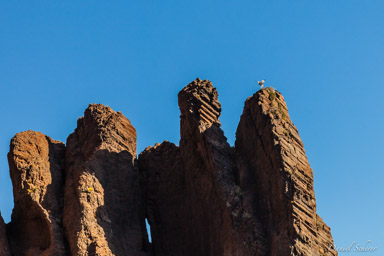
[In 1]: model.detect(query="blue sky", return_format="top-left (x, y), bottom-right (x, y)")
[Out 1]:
top-left (1, 0), bottom-right (383, 253)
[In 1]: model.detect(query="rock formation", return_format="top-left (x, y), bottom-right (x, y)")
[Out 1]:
top-left (0, 212), bottom-right (11, 256)
top-left (139, 79), bottom-right (266, 256)
top-left (7, 131), bottom-right (67, 255)
top-left (176, 79), bottom-right (266, 255)
top-left (63, 104), bottom-right (149, 256)
top-left (235, 88), bottom-right (337, 255)
top-left (1, 79), bottom-right (336, 256)
top-left (139, 79), bottom-right (336, 256)
top-left (139, 142), bottom-right (185, 256)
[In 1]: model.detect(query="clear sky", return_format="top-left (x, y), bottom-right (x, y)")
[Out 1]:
top-left (1, 0), bottom-right (383, 253)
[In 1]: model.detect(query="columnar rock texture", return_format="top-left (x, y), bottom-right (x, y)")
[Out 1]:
top-left (140, 79), bottom-right (267, 256)
top-left (178, 79), bottom-right (266, 255)
top-left (1, 79), bottom-right (336, 256)
top-left (63, 104), bottom-right (149, 256)
top-left (140, 79), bottom-right (336, 256)
top-left (7, 131), bottom-right (68, 255)
top-left (0, 212), bottom-right (11, 256)
top-left (235, 88), bottom-right (337, 255)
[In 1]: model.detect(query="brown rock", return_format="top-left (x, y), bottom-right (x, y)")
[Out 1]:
top-left (7, 131), bottom-right (68, 255)
top-left (178, 78), bottom-right (266, 255)
top-left (0, 212), bottom-right (11, 256)
top-left (63, 104), bottom-right (149, 256)
top-left (140, 79), bottom-right (266, 256)
top-left (140, 81), bottom-right (336, 256)
top-left (139, 141), bottom-right (185, 256)
top-left (235, 87), bottom-right (337, 255)
top-left (2, 80), bottom-right (337, 256)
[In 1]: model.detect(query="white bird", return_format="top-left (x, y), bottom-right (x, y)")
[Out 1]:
top-left (258, 80), bottom-right (265, 88)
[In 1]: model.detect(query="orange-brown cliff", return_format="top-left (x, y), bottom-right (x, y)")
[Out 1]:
top-left (0, 79), bottom-right (336, 256)
top-left (7, 131), bottom-right (67, 255)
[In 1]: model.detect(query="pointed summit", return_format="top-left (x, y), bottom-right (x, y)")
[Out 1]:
top-left (236, 87), bottom-right (337, 255)
top-left (178, 78), bottom-right (221, 131)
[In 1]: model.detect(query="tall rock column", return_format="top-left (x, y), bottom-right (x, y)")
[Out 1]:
top-left (177, 78), bottom-right (266, 256)
top-left (235, 88), bottom-right (337, 255)
top-left (63, 104), bottom-right (149, 256)
top-left (7, 131), bottom-right (68, 255)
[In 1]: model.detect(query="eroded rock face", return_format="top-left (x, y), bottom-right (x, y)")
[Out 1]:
top-left (7, 131), bottom-right (67, 255)
top-left (1, 79), bottom-right (336, 256)
top-left (178, 79), bottom-right (265, 256)
top-left (0, 212), bottom-right (11, 256)
top-left (139, 141), bottom-right (185, 256)
top-left (235, 88), bottom-right (337, 255)
top-left (140, 80), bottom-right (336, 256)
top-left (140, 79), bottom-right (267, 256)
top-left (63, 104), bottom-right (149, 256)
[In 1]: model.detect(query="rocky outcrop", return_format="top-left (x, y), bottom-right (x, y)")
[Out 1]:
top-left (177, 79), bottom-right (265, 255)
top-left (140, 79), bottom-right (336, 256)
top-left (0, 212), bottom-right (11, 256)
top-left (63, 104), bottom-right (149, 256)
top-left (235, 88), bottom-right (337, 255)
top-left (7, 131), bottom-right (67, 255)
top-left (140, 79), bottom-right (267, 256)
top-left (139, 142), bottom-right (185, 256)
top-left (1, 79), bottom-right (336, 256)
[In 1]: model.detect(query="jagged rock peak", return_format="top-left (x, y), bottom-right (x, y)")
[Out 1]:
top-left (176, 79), bottom-right (255, 255)
top-left (76, 103), bottom-right (137, 158)
top-left (142, 140), bottom-right (173, 153)
top-left (0, 83), bottom-right (337, 256)
top-left (64, 103), bottom-right (149, 256)
top-left (236, 87), bottom-right (337, 255)
top-left (178, 78), bottom-right (221, 131)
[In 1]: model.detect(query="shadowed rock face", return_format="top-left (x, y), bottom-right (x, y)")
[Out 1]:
top-left (0, 212), bottom-right (11, 256)
top-left (1, 79), bottom-right (336, 256)
top-left (139, 141), bottom-right (185, 256)
top-left (140, 79), bottom-right (336, 256)
top-left (63, 104), bottom-right (149, 256)
top-left (177, 79), bottom-right (265, 256)
top-left (235, 88), bottom-right (337, 255)
top-left (140, 79), bottom-right (268, 256)
top-left (7, 131), bottom-right (68, 256)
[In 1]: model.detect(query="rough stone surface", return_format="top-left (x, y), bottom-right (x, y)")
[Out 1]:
top-left (177, 78), bottom-right (266, 256)
top-left (140, 80), bottom-right (336, 256)
top-left (7, 131), bottom-right (68, 255)
top-left (140, 79), bottom-right (267, 256)
top-left (235, 87), bottom-right (337, 255)
top-left (0, 212), bottom-right (11, 256)
top-left (63, 104), bottom-right (149, 256)
top-left (1, 80), bottom-right (336, 256)
top-left (139, 141), bottom-right (185, 256)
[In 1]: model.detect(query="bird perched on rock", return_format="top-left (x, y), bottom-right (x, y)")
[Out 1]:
top-left (258, 80), bottom-right (265, 88)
